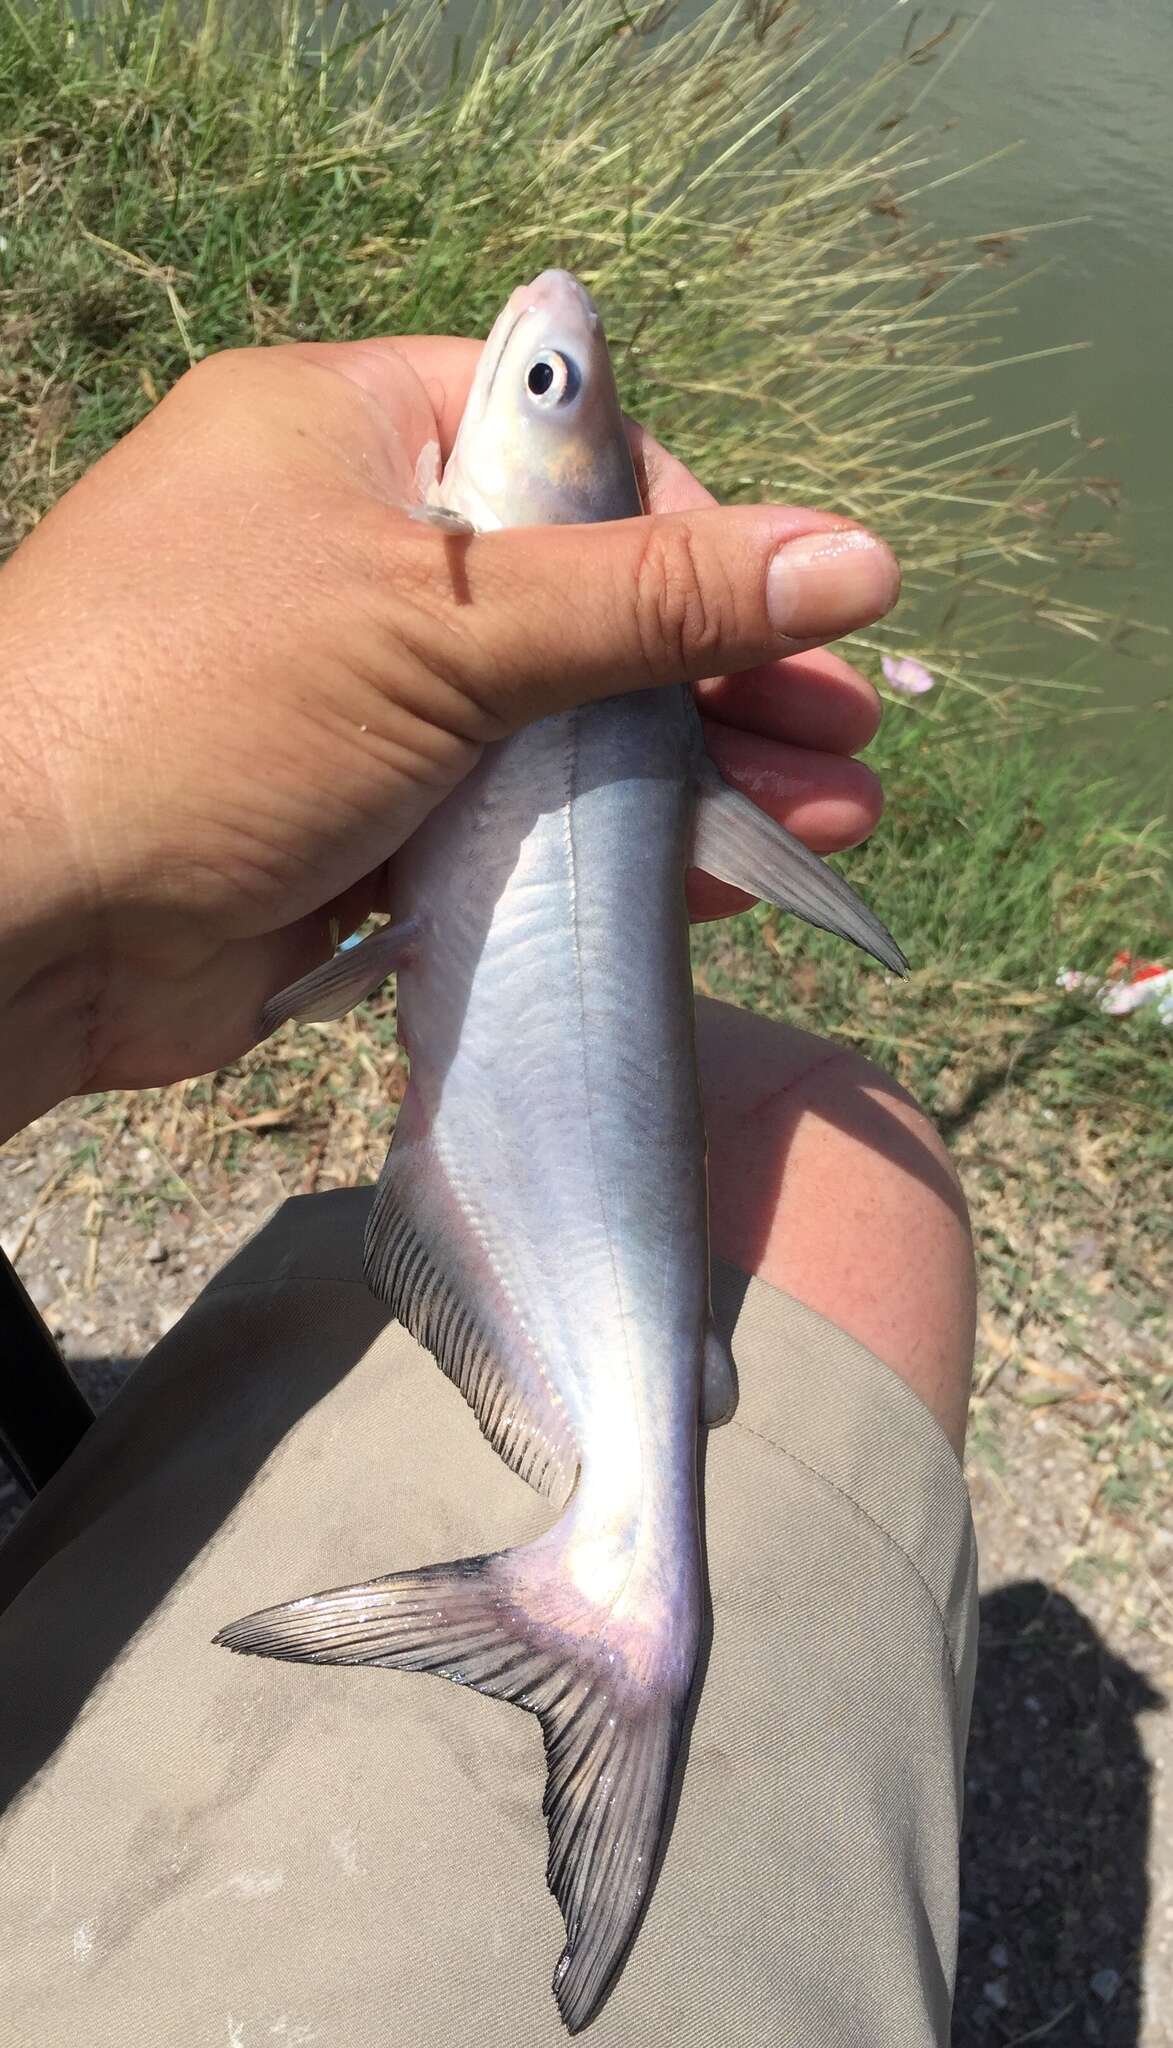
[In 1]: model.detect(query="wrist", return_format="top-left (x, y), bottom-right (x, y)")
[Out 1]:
top-left (0, 818), bottom-right (101, 1139)
top-left (0, 611), bottom-right (103, 1141)
top-left (0, 939), bottom-right (102, 1144)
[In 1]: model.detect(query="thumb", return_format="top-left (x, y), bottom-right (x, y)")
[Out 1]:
top-left (401, 505), bottom-right (900, 733)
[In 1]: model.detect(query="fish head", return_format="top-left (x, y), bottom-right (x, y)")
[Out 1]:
top-left (441, 269), bottom-right (643, 530)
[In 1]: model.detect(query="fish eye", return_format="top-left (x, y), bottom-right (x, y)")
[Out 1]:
top-left (525, 350), bottom-right (580, 406)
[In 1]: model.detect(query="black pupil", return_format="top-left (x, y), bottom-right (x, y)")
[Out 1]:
top-left (528, 358), bottom-right (556, 395)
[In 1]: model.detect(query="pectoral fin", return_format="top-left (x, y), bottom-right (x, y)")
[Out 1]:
top-left (691, 758), bottom-right (908, 976)
top-left (408, 438), bottom-right (477, 535)
top-left (408, 503), bottom-right (476, 536)
top-left (260, 918), bottom-right (419, 1035)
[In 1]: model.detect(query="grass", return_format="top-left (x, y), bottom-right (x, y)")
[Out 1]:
top-left (1, 0), bottom-right (1166, 1086)
top-left (0, 0), bottom-right (1161, 696)
top-left (0, 2), bottom-right (1169, 1564)
top-left (695, 709), bottom-right (1171, 1160)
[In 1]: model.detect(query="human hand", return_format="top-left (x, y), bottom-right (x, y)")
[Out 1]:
top-left (0, 336), bottom-right (898, 1131)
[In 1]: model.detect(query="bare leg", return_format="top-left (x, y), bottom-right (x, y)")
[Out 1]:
top-left (696, 996), bottom-right (976, 1456)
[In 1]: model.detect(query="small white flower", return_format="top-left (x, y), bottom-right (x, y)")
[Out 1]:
top-left (881, 654), bottom-right (936, 696)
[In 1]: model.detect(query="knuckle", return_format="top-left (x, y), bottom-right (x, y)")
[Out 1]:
top-left (162, 348), bottom-right (276, 444)
top-left (169, 345), bottom-right (313, 431)
top-left (631, 519), bottom-right (731, 681)
top-left (172, 347), bottom-right (254, 402)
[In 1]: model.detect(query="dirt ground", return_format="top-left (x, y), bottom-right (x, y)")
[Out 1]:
top-left (1, 1022), bottom-right (1169, 2047)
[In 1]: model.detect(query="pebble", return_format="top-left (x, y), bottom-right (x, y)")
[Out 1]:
top-left (982, 1980), bottom-right (1009, 2010)
top-left (988, 1942), bottom-right (1010, 1969)
top-left (145, 1238), bottom-right (168, 1265)
top-left (1090, 1968), bottom-right (1121, 2004)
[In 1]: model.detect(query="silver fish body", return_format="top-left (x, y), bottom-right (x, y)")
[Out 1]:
top-left (220, 270), bottom-right (905, 2032)
top-left (352, 683), bottom-right (714, 2029)
top-left (388, 684), bottom-right (709, 1625)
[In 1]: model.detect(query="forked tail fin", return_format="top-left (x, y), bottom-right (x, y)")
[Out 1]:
top-left (215, 1525), bottom-right (697, 2033)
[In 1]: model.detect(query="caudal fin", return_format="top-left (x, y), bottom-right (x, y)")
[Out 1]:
top-left (215, 1528), bottom-right (695, 2033)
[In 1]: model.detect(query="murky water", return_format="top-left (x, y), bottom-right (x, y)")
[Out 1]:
top-left (839, 0), bottom-right (1173, 791)
top-left (744, 0), bottom-right (1173, 789)
top-left (299, 0), bottom-right (1169, 795)
top-left (427, 0), bottom-right (1171, 795)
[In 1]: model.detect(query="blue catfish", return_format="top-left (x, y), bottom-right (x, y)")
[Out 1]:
top-left (217, 270), bottom-right (906, 2032)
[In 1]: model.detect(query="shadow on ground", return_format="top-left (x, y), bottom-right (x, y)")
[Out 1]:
top-left (955, 1581), bottom-right (1166, 2047)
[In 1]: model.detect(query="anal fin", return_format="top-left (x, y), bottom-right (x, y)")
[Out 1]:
top-left (365, 1153), bottom-right (577, 1505)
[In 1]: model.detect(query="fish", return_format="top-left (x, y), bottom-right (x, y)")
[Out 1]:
top-left (216, 269), bottom-right (907, 2032)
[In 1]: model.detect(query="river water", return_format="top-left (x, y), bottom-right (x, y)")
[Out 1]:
top-left (732, 0), bottom-right (1172, 791)
top-left (838, 0), bottom-right (1172, 793)
top-left (427, 0), bottom-right (1171, 798)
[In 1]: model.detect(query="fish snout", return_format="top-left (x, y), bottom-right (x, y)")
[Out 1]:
top-left (520, 267), bottom-right (600, 331)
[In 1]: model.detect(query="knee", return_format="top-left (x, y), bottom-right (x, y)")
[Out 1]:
top-left (697, 998), bottom-right (975, 1456)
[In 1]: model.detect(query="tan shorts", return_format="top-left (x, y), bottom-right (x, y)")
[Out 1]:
top-left (0, 1188), bottom-right (977, 2047)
